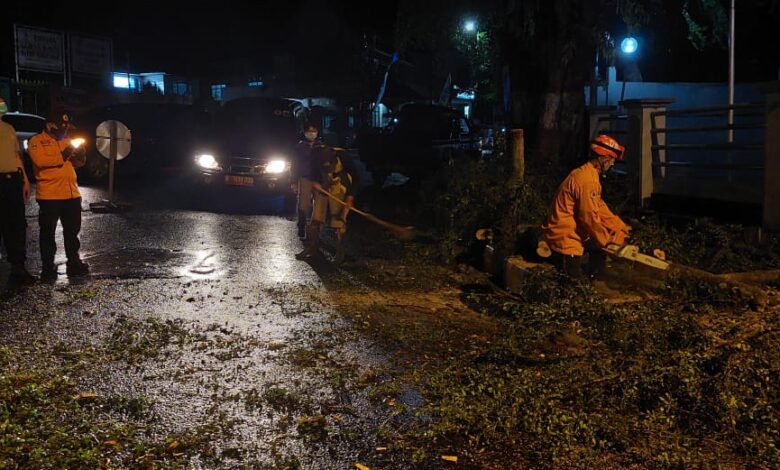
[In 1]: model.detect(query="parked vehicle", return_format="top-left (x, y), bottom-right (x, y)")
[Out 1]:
top-left (358, 103), bottom-right (480, 182)
top-left (192, 97), bottom-right (307, 196)
top-left (1, 112), bottom-right (45, 180)
top-left (74, 103), bottom-right (211, 181)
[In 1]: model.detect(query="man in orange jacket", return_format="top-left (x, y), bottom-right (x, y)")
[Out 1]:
top-left (27, 112), bottom-right (89, 280)
top-left (542, 134), bottom-right (630, 279)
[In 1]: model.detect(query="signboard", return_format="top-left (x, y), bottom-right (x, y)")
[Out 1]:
top-left (15, 25), bottom-right (64, 73)
top-left (70, 34), bottom-right (112, 75)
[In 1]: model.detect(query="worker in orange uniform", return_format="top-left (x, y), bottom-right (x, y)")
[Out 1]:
top-left (542, 134), bottom-right (630, 279)
top-left (27, 112), bottom-right (89, 281)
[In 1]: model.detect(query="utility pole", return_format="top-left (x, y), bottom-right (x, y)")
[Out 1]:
top-left (13, 25), bottom-right (21, 111)
top-left (728, 0), bottom-right (735, 143)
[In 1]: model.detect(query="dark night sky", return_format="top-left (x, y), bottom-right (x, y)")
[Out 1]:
top-left (3, 1), bottom-right (778, 83)
top-left (2, 0), bottom-right (400, 77)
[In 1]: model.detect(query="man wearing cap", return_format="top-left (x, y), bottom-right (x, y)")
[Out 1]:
top-left (542, 134), bottom-right (630, 279)
top-left (0, 98), bottom-right (35, 285)
top-left (27, 112), bottom-right (89, 280)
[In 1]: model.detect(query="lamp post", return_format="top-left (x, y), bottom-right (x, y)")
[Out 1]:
top-left (463, 18), bottom-right (478, 49)
top-left (461, 18), bottom-right (481, 81)
top-left (619, 37), bottom-right (640, 102)
top-left (459, 17), bottom-right (479, 107)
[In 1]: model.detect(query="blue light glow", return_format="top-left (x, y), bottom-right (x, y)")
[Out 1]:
top-left (621, 37), bottom-right (638, 54)
top-left (464, 20), bottom-right (476, 32)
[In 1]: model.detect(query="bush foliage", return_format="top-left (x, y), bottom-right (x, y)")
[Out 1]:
top-left (416, 272), bottom-right (779, 467)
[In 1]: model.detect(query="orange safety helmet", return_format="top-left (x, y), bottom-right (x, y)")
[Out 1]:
top-left (590, 134), bottom-right (625, 160)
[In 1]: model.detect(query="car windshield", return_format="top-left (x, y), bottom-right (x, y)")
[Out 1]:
top-left (216, 100), bottom-right (298, 139)
top-left (2, 114), bottom-right (45, 133)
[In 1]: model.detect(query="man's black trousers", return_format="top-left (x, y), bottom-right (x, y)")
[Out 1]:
top-left (0, 171), bottom-right (27, 266)
top-left (38, 198), bottom-right (82, 266)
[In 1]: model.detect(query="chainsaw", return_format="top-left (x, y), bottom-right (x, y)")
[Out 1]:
top-left (536, 240), bottom-right (669, 271)
top-left (605, 244), bottom-right (670, 271)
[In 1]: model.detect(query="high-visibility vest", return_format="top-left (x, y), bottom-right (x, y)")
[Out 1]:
top-left (27, 132), bottom-right (81, 200)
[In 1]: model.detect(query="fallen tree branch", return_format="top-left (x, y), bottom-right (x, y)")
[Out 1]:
top-left (716, 269), bottom-right (780, 286)
top-left (670, 264), bottom-right (771, 310)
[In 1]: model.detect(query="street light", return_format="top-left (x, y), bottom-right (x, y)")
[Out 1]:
top-left (464, 19), bottom-right (477, 33)
top-left (620, 37), bottom-right (638, 55)
top-left (618, 37), bottom-right (641, 102)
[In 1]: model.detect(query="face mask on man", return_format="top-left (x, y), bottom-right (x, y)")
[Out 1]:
top-left (48, 124), bottom-right (67, 140)
top-left (304, 131), bottom-right (318, 142)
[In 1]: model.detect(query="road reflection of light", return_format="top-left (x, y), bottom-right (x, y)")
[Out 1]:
top-left (77, 185), bottom-right (111, 205)
top-left (264, 239), bottom-right (295, 283)
top-left (182, 249), bottom-right (223, 279)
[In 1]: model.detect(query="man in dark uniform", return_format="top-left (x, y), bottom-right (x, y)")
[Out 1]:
top-left (0, 97), bottom-right (35, 285)
top-left (292, 124), bottom-right (325, 238)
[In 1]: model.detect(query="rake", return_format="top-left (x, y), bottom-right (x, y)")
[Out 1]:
top-left (314, 187), bottom-right (416, 240)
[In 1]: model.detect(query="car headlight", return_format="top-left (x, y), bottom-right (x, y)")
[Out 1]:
top-left (195, 154), bottom-right (220, 170)
top-left (264, 159), bottom-right (288, 174)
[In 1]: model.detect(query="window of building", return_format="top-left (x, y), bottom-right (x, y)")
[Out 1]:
top-left (211, 83), bottom-right (226, 101)
top-left (140, 73), bottom-right (165, 94)
top-left (113, 73), bottom-right (137, 90)
top-left (247, 80), bottom-right (263, 87)
top-left (172, 81), bottom-right (189, 96)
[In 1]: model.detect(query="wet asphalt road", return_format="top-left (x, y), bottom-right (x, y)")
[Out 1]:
top-left (0, 177), bottom-right (396, 468)
top-left (16, 177), bottom-right (301, 281)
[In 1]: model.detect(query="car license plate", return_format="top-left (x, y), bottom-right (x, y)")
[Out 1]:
top-left (225, 175), bottom-right (254, 186)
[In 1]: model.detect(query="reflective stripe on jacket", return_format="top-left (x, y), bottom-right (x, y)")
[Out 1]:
top-left (543, 161), bottom-right (627, 256)
top-left (28, 132), bottom-right (81, 200)
top-left (311, 151), bottom-right (354, 196)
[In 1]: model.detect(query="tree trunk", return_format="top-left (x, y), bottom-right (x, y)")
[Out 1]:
top-left (502, 0), bottom-right (597, 167)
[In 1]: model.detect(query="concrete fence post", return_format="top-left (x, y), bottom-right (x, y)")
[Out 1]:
top-left (763, 89), bottom-right (780, 231)
top-left (621, 98), bottom-right (675, 208)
